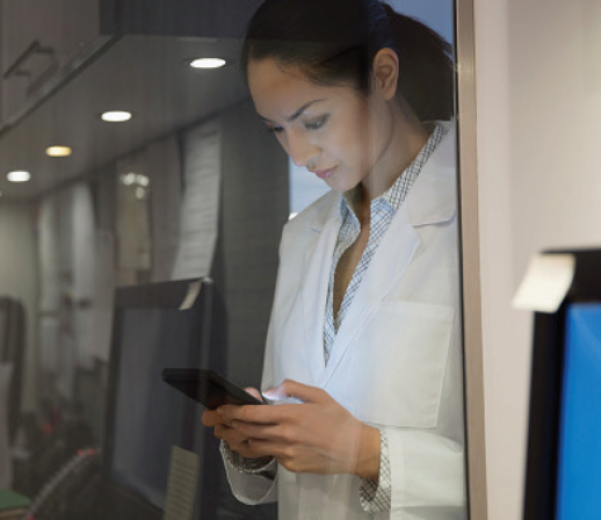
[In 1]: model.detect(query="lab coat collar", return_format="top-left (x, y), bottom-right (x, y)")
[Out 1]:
top-left (405, 121), bottom-right (457, 227)
top-left (300, 121), bottom-right (457, 385)
top-left (307, 191), bottom-right (342, 233)
top-left (307, 121), bottom-right (457, 233)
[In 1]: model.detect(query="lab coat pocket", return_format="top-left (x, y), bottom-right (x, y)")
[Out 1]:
top-left (348, 301), bottom-right (455, 428)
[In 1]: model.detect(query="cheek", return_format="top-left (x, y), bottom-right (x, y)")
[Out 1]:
top-left (329, 118), bottom-right (367, 159)
top-left (340, 127), bottom-right (374, 170)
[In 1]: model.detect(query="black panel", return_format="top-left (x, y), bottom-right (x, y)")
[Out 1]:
top-left (523, 249), bottom-right (601, 519)
top-left (219, 99), bottom-right (289, 388)
top-left (115, 0), bottom-right (263, 38)
top-left (102, 278), bottom-right (225, 519)
top-left (0, 297), bottom-right (26, 442)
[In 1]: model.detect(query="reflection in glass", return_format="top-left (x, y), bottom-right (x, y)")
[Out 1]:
top-left (0, 0), bottom-right (465, 518)
top-left (208, 1), bottom-right (467, 519)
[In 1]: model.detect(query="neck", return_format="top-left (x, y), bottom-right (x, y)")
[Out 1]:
top-left (361, 100), bottom-right (429, 202)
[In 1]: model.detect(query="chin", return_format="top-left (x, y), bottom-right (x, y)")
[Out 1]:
top-left (325, 175), bottom-right (360, 194)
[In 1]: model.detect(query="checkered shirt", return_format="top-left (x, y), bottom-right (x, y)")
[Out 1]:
top-left (324, 124), bottom-right (444, 513)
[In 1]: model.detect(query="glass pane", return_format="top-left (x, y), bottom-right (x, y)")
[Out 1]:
top-left (0, 0), bottom-right (466, 518)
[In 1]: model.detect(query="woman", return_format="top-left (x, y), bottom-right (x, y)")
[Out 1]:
top-left (203, 0), bottom-right (466, 518)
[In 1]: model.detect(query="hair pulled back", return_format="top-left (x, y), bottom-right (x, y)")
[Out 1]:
top-left (241, 0), bottom-right (454, 122)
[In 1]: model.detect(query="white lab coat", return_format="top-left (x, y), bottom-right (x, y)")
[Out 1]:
top-left (223, 123), bottom-right (466, 520)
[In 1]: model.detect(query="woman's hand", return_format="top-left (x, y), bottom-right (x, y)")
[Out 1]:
top-left (201, 387), bottom-right (273, 462)
top-left (218, 380), bottom-right (381, 480)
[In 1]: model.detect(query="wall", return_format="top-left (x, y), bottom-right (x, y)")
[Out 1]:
top-left (0, 201), bottom-right (39, 411)
top-left (474, 0), bottom-right (601, 519)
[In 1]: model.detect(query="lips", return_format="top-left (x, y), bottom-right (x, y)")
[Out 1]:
top-left (311, 167), bottom-right (337, 179)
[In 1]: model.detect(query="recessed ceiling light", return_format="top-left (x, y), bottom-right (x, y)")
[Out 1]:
top-left (7, 171), bottom-right (31, 183)
top-left (189, 58), bottom-right (227, 69)
top-left (136, 174), bottom-right (150, 187)
top-left (122, 172), bottom-right (136, 186)
top-left (101, 111), bottom-right (132, 122)
top-left (46, 145), bottom-right (72, 157)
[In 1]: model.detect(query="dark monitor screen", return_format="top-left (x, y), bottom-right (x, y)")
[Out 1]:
top-left (110, 306), bottom-right (200, 508)
top-left (100, 278), bottom-right (276, 520)
top-left (102, 278), bottom-right (223, 518)
top-left (524, 250), bottom-right (601, 520)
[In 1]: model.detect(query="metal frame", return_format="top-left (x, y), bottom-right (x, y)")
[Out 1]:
top-left (455, 0), bottom-right (488, 518)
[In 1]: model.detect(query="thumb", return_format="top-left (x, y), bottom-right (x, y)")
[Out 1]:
top-left (263, 379), bottom-right (328, 404)
top-left (244, 386), bottom-right (263, 402)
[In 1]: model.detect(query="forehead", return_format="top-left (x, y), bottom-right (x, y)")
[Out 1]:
top-left (247, 59), bottom-right (357, 120)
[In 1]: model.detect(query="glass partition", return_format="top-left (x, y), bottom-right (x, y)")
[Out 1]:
top-left (0, 0), bottom-right (476, 518)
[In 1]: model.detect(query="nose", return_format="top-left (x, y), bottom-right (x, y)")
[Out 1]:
top-left (286, 131), bottom-right (320, 168)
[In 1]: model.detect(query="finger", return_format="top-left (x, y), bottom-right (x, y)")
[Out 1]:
top-left (246, 438), bottom-right (290, 460)
top-left (218, 404), bottom-right (248, 426)
top-left (234, 440), bottom-right (276, 460)
top-left (233, 421), bottom-right (283, 441)
top-left (221, 403), bottom-right (281, 425)
top-left (214, 423), bottom-right (231, 440)
top-left (215, 423), bottom-right (246, 445)
top-left (216, 427), bottom-right (269, 460)
top-left (245, 438), bottom-right (282, 458)
top-left (263, 379), bottom-right (329, 404)
top-left (202, 409), bottom-right (223, 427)
top-left (244, 387), bottom-right (264, 402)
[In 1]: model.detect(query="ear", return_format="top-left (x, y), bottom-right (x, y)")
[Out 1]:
top-left (371, 48), bottom-right (399, 101)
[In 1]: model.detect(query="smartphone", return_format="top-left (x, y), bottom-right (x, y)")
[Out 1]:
top-left (161, 368), bottom-right (264, 409)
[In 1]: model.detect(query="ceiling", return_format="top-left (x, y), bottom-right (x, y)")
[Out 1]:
top-left (0, 34), bottom-right (251, 200)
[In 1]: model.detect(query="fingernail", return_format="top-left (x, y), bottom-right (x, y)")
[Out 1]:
top-left (262, 388), bottom-right (281, 399)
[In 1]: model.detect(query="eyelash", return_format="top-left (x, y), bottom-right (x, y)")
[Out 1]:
top-left (305, 116), bottom-right (328, 131)
top-left (267, 116), bottom-right (329, 135)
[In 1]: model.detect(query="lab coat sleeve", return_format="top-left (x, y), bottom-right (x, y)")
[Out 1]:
top-left (219, 335), bottom-right (279, 505)
top-left (219, 316), bottom-right (279, 505)
top-left (386, 428), bottom-right (465, 511)
top-left (364, 281), bottom-right (467, 513)
top-left (220, 441), bottom-right (278, 505)
top-left (219, 232), bottom-right (284, 505)
top-left (383, 315), bottom-right (467, 511)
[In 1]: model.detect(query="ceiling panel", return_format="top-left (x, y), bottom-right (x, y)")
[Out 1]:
top-left (0, 34), bottom-right (251, 200)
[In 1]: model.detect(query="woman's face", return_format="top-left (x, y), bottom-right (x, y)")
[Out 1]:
top-left (247, 59), bottom-right (393, 193)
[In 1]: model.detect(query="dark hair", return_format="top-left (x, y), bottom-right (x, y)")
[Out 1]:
top-left (241, 0), bottom-right (454, 122)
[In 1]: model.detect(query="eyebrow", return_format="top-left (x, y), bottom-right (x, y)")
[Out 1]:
top-left (258, 99), bottom-right (326, 124)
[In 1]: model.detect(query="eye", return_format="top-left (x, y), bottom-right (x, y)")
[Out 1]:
top-left (267, 125), bottom-right (284, 134)
top-left (305, 115), bottom-right (329, 131)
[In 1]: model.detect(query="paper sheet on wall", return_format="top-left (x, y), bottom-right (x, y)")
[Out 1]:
top-left (513, 253), bottom-right (576, 313)
top-left (172, 121), bottom-right (221, 280)
top-left (163, 446), bottom-right (199, 520)
top-left (84, 231), bottom-right (115, 362)
top-left (57, 332), bottom-right (76, 401)
top-left (72, 184), bottom-right (96, 301)
top-left (38, 196), bottom-right (61, 312)
top-left (72, 185), bottom-right (108, 367)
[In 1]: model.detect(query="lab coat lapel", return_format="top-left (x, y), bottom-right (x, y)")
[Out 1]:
top-left (321, 123), bottom-right (457, 387)
top-left (322, 206), bottom-right (420, 385)
top-left (300, 196), bottom-right (342, 384)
